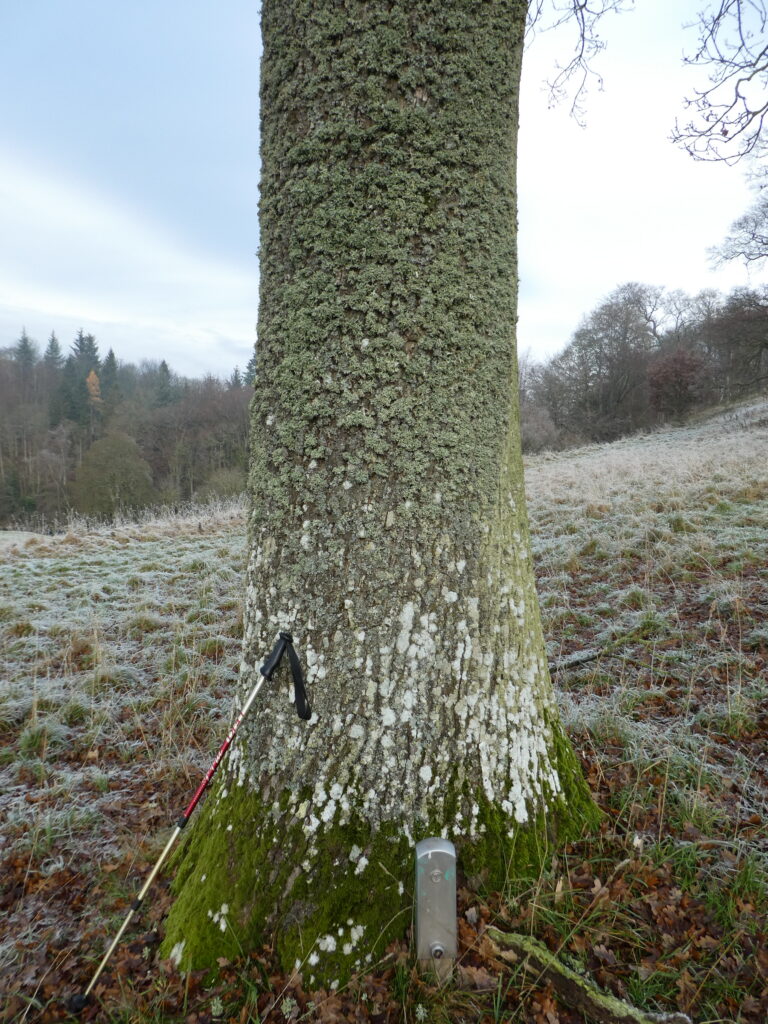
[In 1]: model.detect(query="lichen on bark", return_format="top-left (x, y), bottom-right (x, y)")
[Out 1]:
top-left (161, 0), bottom-right (601, 986)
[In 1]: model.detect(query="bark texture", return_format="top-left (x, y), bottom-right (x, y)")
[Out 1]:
top-left (161, 0), bottom-right (599, 986)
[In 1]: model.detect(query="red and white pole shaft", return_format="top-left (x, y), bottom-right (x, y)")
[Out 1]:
top-left (73, 634), bottom-right (306, 1010)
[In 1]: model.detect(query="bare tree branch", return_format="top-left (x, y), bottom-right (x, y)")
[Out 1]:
top-left (711, 188), bottom-right (768, 262)
top-left (526, 0), bottom-right (635, 124)
top-left (674, 0), bottom-right (768, 163)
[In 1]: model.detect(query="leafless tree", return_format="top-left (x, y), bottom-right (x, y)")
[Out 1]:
top-left (660, 289), bottom-right (702, 342)
top-left (711, 187), bottom-right (768, 262)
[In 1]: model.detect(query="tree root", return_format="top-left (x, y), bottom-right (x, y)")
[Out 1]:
top-left (486, 927), bottom-right (692, 1024)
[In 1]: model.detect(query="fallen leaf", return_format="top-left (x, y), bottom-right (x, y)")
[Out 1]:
top-left (458, 964), bottom-right (498, 990)
top-left (593, 944), bottom-right (618, 966)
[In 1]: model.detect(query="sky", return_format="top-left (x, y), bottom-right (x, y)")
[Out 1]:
top-left (0, 1), bottom-right (764, 379)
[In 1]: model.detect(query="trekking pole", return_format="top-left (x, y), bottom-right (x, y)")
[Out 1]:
top-left (68, 631), bottom-right (311, 1013)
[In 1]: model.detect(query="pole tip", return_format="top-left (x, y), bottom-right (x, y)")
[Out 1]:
top-left (67, 993), bottom-right (90, 1012)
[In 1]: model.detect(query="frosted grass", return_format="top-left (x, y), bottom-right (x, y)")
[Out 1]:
top-left (1, 412), bottom-right (766, 960)
top-left (525, 413), bottom-right (768, 829)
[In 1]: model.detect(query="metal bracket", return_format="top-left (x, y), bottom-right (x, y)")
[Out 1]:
top-left (415, 837), bottom-right (457, 979)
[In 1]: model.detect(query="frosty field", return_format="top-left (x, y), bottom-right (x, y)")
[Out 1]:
top-left (1, 412), bottom-right (766, 1023)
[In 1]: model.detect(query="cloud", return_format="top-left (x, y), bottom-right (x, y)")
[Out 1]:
top-left (0, 153), bottom-right (257, 375)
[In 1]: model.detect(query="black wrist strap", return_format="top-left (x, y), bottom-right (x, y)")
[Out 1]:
top-left (260, 631), bottom-right (312, 720)
top-left (284, 635), bottom-right (312, 720)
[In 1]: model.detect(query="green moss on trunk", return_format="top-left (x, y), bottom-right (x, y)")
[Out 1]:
top-left (161, 713), bottom-right (599, 986)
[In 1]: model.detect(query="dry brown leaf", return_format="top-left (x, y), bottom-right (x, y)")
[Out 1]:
top-left (593, 943), bottom-right (618, 966)
top-left (457, 963), bottom-right (498, 990)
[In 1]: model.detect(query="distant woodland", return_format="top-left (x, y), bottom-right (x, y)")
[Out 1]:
top-left (2, 279), bottom-right (767, 527)
top-left (519, 282), bottom-right (768, 452)
top-left (0, 329), bottom-right (255, 526)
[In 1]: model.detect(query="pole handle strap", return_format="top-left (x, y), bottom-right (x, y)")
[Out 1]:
top-left (260, 631), bottom-right (312, 720)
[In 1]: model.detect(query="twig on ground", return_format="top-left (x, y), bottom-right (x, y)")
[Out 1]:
top-left (487, 927), bottom-right (693, 1024)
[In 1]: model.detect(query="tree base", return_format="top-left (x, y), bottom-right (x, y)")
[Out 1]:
top-left (160, 734), bottom-right (600, 988)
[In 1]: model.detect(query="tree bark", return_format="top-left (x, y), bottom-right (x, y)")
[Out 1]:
top-left (161, 0), bottom-right (599, 987)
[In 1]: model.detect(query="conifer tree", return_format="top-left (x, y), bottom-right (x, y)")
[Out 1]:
top-left (245, 346), bottom-right (258, 386)
top-left (43, 332), bottom-right (64, 370)
top-left (13, 330), bottom-right (39, 398)
top-left (71, 329), bottom-right (100, 368)
top-left (100, 349), bottom-right (120, 416)
top-left (59, 330), bottom-right (102, 431)
top-left (155, 359), bottom-right (175, 406)
top-left (43, 333), bottom-right (66, 426)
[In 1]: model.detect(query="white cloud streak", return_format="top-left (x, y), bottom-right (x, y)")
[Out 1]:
top-left (0, 154), bottom-right (257, 375)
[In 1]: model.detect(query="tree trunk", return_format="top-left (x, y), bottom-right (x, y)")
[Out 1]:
top-left (162, 0), bottom-right (599, 987)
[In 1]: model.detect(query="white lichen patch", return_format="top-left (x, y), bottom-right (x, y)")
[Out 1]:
top-left (169, 940), bottom-right (186, 966)
top-left (354, 855), bottom-right (369, 876)
top-left (209, 903), bottom-right (230, 934)
top-left (342, 924), bottom-right (366, 956)
top-left (396, 602), bottom-right (415, 654)
top-left (238, 499), bottom-right (573, 849)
